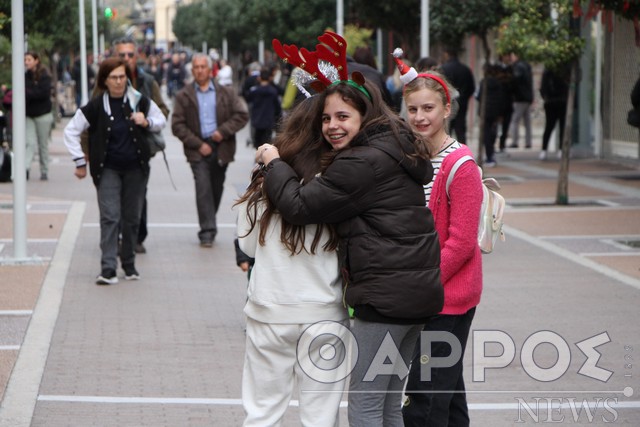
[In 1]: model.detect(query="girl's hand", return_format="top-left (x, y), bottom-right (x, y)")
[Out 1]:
top-left (255, 144), bottom-right (280, 165)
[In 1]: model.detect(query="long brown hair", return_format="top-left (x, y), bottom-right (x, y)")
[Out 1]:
top-left (25, 51), bottom-right (49, 82)
top-left (235, 96), bottom-right (338, 255)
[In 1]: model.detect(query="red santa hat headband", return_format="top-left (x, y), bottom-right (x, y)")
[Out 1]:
top-left (392, 48), bottom-right (450, 104)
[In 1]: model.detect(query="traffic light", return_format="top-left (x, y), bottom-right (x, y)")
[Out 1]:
top-left (104, 7), bottom-right (117, 20)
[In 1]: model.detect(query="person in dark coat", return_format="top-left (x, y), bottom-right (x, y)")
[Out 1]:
top-left (171, 54), bottom-right (249, 247)
top-left (476, 64), bottom-right (508, 166)
top-left (507, 51), bottom-right (534, 149)
top-left (539, 64), bottom-right (570, 159)
top-left (496, 53), bottom-right (514, 152)
top-left (441, 48), bottom-right (475, 144)
top-left (348, 46), bottom-right (394, 108)
top-left (25, 51), bottom-right (54, 180)
top-left (246, 69), bottom-right (281, 149)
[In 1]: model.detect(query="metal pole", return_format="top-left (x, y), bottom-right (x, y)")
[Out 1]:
top-left (594, 14), bottom-right (603, 158)
top-left (98, 0), bottom-right (104, 58)
top-left (79, 0), bottom-right (89, 106)
top-left (91, 0), bottom-right (98, 61)
top-left (11, 0), bottom-right (27, 259)
top-left (420, 0), bottom-right (429, 58)
top-left (376, 28), bottom-right (383, 73)
top-left (258, 39), bottom-right (264, 65)
top-left (336, 0), bottom-right (344, 36)
top-left (222, 38), bottom-right (228, 61)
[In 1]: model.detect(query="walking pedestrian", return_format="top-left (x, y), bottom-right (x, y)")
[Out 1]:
top-left (216, 59), bottom-right (233, 87)
top-left (114, 37), bottom-right (170, 254)
top-left (25, 51), bottom-right (54, 181)
top-left (496, 52), bottom-right (514, 152)
top-left (508, 51), bottom-right (534, 149)
top-left (236, 97), bottom-right (348, 426)
top-left (246, 69), bottom-right (281, 149)
top-left (166, 52), bottom-right (186, 99)
top-left (260, 31), bottom-right (443, 426)
top-left (440, 48), bottom-right (475, 144)
top-left (395, 55), bottom-right (484, 427)
top-left (476, 63), bottom-right (509, 166)
top-left (539, 64), bottom-right (570, 159)
top-left (171, 53), bottom-right (249, 247)
top-left (63, 57), bottom-right (167, 284)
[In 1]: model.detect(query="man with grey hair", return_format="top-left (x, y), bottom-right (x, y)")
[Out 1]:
top-left (113, 37), bottom-right (170, 254)
top-left (171, 54), bottom-right (249, 247)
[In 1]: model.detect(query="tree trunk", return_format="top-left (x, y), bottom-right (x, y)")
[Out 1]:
top-left (555, 60), bottom-right (578, 205)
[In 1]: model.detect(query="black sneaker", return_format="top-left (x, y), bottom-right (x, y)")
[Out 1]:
top-left (135, 243), bottom-right (146, 254)
top-left (96, 269), bottom-right (118, 285)
top-left (123, 265), bottom-right (140, 281)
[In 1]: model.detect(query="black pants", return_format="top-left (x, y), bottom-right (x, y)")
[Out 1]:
top-left (542, 101), bottom-right (567, 151)
top-left (137, 197), bottom-right (147, 244)
top-left (450, 103), bottom-right (469, 145)
top-left (190, 153), bottom-right (228, 243)
top-left (403, 308), bottom-right (476, 427)
top-left (499, 107), bottom-right (513, 151)
top-left (252, 127), bottom-right (273, 149)
top-left (482, 116), bottom-right (500, 163)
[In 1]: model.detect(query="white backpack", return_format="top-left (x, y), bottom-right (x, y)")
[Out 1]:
top-left (446, 155), bottom-right (505, 254)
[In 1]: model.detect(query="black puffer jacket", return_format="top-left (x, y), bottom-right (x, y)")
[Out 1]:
top-left (264, 125), bottom-right (443, 323)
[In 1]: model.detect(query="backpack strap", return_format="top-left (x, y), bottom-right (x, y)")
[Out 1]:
top-left (445, 155), bottom-right (475, 198)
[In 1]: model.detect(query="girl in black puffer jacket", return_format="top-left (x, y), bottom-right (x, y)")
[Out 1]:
top-left (257, 77), bottom-right (442, 426)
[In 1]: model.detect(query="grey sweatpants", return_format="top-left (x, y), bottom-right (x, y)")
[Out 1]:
top-left (348, 318), bottom-right (423, 427)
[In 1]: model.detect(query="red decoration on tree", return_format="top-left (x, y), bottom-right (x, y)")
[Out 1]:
top-left (573, 0), bottom-right (640, 46)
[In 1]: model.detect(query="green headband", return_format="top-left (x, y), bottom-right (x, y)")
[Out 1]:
top-left (330, 80), bottom-right (372, 100)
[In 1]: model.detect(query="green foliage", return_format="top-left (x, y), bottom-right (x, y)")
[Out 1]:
top-left (497, 0), bottom-right (584, 69)
top-left (344, 25), bottom-right (373, 56)
top-left (348, 0), bottom-right (421, 57)
top-left (173, 0), bottom-right (336, 54)
top-left (0, 34), bottom-right (10, 85)
top-left (431, 0), bottom-right (505, 53)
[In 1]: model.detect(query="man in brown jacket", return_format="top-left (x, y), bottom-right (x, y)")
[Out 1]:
top-left (172, 53), bottom-right (249, 247)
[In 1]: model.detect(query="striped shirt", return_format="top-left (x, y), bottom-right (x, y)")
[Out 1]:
top-left (423, 139), bottom-right (462, 204)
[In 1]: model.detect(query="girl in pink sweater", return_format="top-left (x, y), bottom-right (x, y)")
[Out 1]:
top-left (399, 66), bottom-right (484, 427)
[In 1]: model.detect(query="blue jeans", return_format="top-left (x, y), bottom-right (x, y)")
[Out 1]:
top-left (403, 307), bottom-right (476, 427)
top-left (97, 167), bottom-right (147, 273)
top-left (189, 153), bottom-right (228, 243)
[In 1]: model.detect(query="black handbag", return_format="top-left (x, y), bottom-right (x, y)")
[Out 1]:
top-left (146, 130), bottom-right (166, 157)
top-left (627, 108), bottom-right (640, 128)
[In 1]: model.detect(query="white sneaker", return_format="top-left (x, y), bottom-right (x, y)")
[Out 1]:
top-left (538, 151), bottom-right (547, 160)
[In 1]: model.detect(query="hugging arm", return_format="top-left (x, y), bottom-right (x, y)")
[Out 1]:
top-left (264, 157), bottom-right (374, 225)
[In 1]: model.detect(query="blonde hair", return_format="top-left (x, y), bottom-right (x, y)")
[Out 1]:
top-left (403, 71), bottom-right (454, 108)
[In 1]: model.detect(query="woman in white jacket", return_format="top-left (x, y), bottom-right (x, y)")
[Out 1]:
top-left (236, 96), bottom-right (349, 427)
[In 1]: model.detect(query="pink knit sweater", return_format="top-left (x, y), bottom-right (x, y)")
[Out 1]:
top-left (428, 145), bottom-right (484, 315)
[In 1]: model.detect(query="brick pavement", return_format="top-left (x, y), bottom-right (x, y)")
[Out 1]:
top-left (0, 118), bottom-right (638, 426)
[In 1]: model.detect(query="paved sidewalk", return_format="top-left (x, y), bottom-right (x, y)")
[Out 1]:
top-left (0, 118), bottom-right (639, 426)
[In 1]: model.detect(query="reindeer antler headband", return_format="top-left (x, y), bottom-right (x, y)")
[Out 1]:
top-left (392, 48), bottom-right (450, 104)
top-left (272, 31), bottom-right (371, 100)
